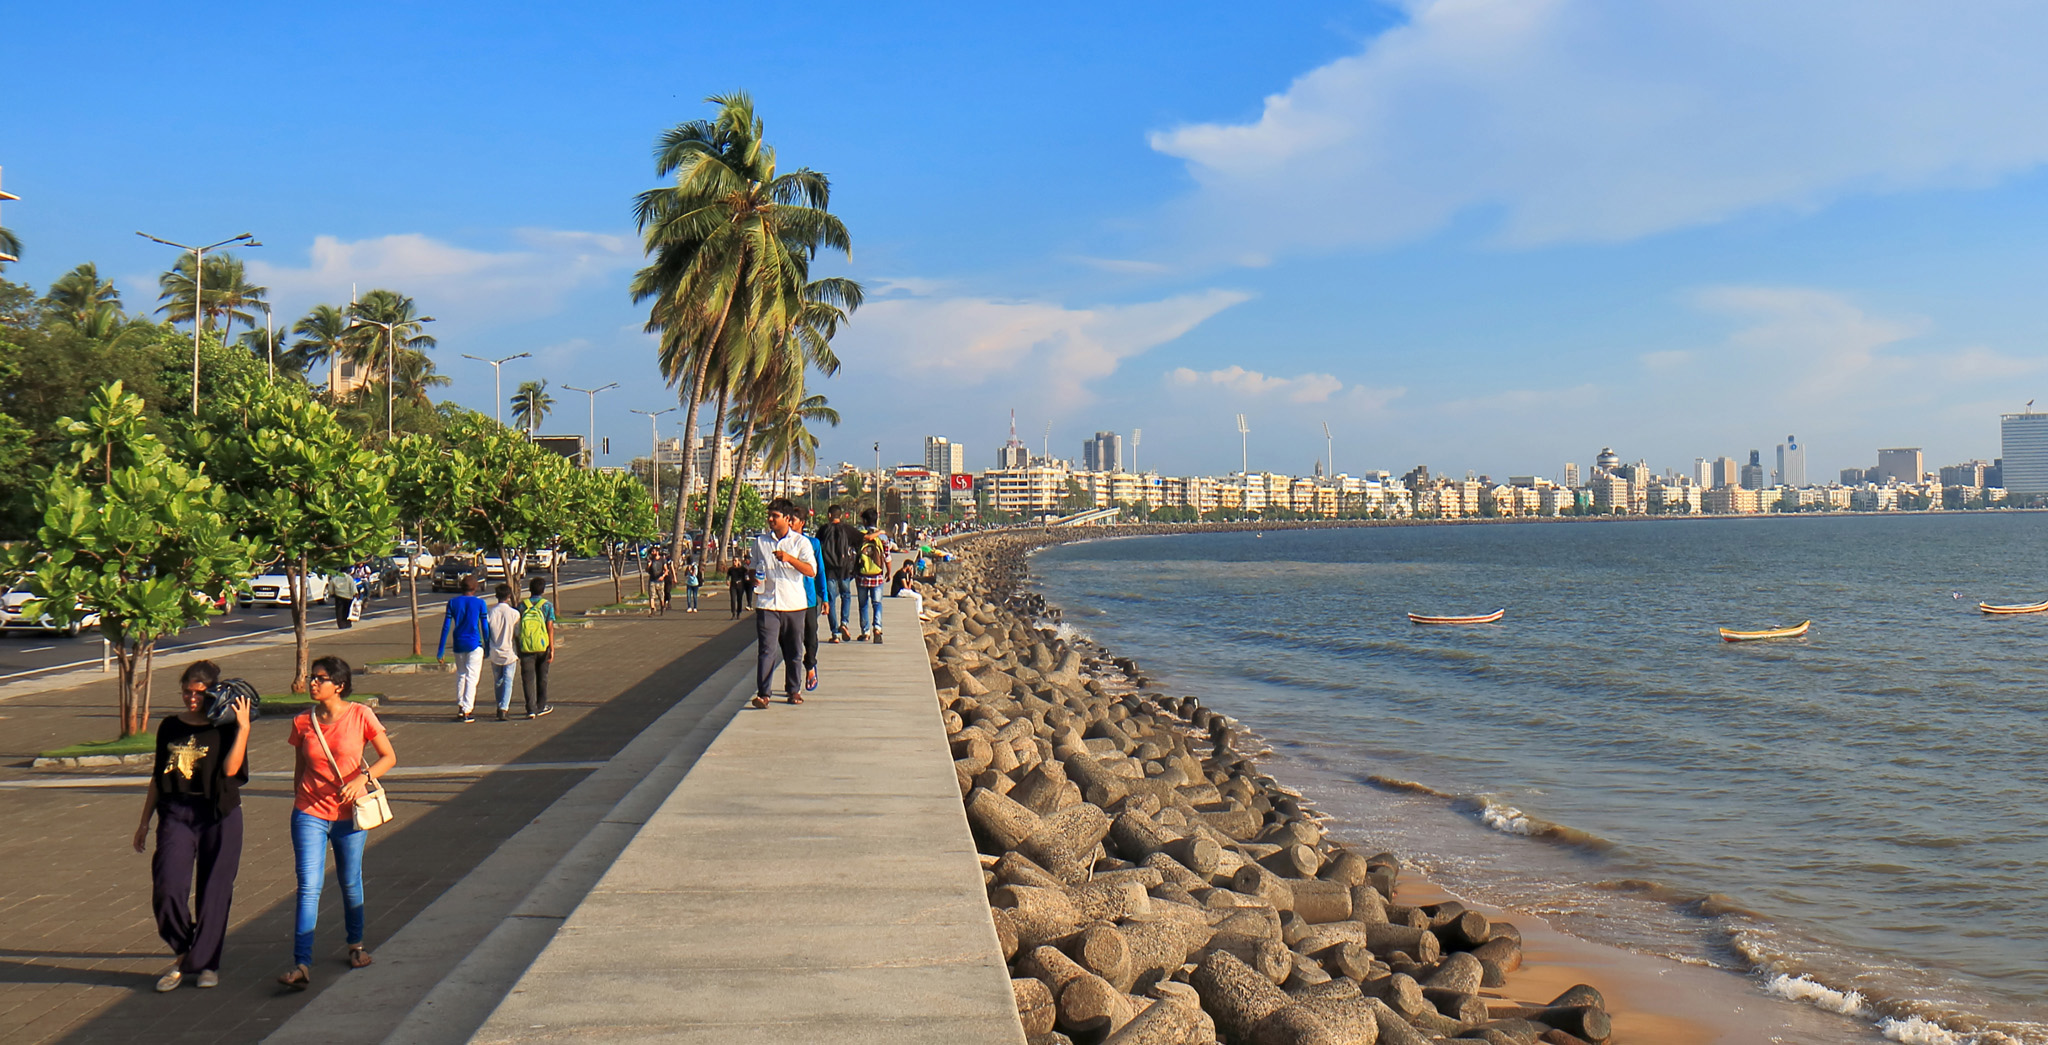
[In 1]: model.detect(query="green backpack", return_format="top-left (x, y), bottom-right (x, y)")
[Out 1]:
top-left (517, 597), bottom-right (552, 653)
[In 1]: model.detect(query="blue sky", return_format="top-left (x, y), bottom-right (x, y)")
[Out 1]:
top-left (7, 0), bottom-right (2048, 481)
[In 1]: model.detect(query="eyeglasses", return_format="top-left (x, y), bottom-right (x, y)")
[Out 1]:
top-left (309, 675), bottom-right (336, 685)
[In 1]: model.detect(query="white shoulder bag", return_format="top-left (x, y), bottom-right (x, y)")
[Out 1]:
top-left (309, 705), bottom-right (392, 830)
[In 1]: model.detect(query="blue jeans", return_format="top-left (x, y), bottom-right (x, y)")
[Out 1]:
top-left (685, 585), bottom-right (700, 610)
top-left (858, 583), bottom-right (884, 633)
top-left (825, 575), bottom-right (854, 633)
top-left (491, 661), bottom-right (516, 710)
top-left (290, 809), bottom-right (365, 967)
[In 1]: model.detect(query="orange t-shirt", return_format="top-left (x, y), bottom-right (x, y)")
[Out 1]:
top-left (287, 704), bottom-right (386, 820)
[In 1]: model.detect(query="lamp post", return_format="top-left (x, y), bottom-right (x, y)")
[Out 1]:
top-left (561, 382), bottom-right (618, 468)
top-left (135, 230), bottom-right (258, 413)
top-left (352, 314), bottom-right (436, 439)
top-left (874, 441), bottom-right (883, 524)
top-left (461, 352), bottom-right (531, 428)
top-left (1236, 414), bottom-right (1250, 476)
top-left (256, 301), bottom-right (275, 381)
top-left (631, 407), bottom-right (677, 511)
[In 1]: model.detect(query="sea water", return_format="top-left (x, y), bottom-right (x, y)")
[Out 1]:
top-left (1029, 514), bottom-right (2048, 1044)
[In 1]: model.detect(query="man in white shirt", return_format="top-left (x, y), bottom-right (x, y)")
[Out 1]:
top-left (485, 583), bottom-right (522, 722)
top-left (750, 498), bottom-right (818, 708)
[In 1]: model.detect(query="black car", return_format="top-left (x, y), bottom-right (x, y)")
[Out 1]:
top-left (430, 558), bottom-right (487, 593)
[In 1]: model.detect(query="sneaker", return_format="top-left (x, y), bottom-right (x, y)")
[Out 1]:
top-left (457, 711), bottom-right (474, 723)
top-left (533, 706), bottom-right (554, 718)
top-left (195, 970), bottom-right (218, 989)
top-left (873, 626), bottom-right (884, 645)
top-left (496, 709), bottom-right (507, 722)
top-left (155, 961), bottom-right (184, 993)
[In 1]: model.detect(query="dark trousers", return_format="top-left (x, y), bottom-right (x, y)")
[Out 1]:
top-left (332, 596), bottom-right (353, 629)
top-left (756, 608), bottom-right (805, 698)
top-left (803, 603), bottom-right (820, 671)
top-left (517, 650), bottom-right (550, 715)
top-left (152, 798), bottom-right (243, 973)
top-left (729, 585), bottom-right (745, 617)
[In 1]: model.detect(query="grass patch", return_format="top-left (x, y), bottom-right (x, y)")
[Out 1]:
top-left (39, 734), bottom-right (155, 759)
top-left (365, 653), bottom-right (440, 665)
top-left (587, 600), bottom-right (652, 613)
top-left (262, 693), bottom-right (382, 709)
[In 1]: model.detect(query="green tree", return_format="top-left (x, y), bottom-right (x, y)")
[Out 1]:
top-left (443, 415), bottom-right (565, 596)
top-left (44, 263), bottom-right (123, 329)
top-left (688, 478), bottom-right (765, 543)
top-left (389, 432), bottom-right (469, 655)
top-left (292, 304), bottom-right (355, 392)
top-left (11, 383), bottom-right (254, 736)
top-left (1059, 478), bottom-right (1094, 514)
top-left (186, 378), bottom-right (397, 690)
top-left (580, 470), bottom-right (661, 604)
top-left (156, 252), bottom-right (267, 338)
top-left (0, 227), bottom-right (19, 269)
top-left (511, 379), bottom-right (554, 434)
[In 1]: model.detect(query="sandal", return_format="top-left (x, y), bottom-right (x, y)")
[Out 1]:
top-left (788, 693), bottom-right (804, 705)
top-left (749, 695), bottom-right (770, 709)
top-left (278, 963), bottom-right (311, 991)
top-left (348, 945), bottom-right (374, 969)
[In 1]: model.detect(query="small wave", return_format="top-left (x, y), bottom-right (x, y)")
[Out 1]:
top-left (1051, 621), bottom-right (1089, 643)
top-left (1455, 796), bottom-right (1616, 852)
top-left (1591, 878), bottom-right (1761, 919)
top-left (1364, 774), bottom-right (1455, 798)
top-left (1765, 973), bottom-right (1871, 1016)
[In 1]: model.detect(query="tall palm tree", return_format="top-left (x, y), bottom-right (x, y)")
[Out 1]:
top-left (45, 263), bottom-right (123, 325)
top-left (292, 305), bottom-right (354, 393)
top-left (632, 91), bottom-right (852, 561)
top-left (155, 252), bottom-right (266, 337)
top-left (511, 379), bottom-right (554, 434)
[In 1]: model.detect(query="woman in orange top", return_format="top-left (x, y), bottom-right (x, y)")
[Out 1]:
top-left (277, 656), bottom-right (396, 990)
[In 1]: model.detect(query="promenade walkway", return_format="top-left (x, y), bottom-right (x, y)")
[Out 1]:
top-left (472, 626), bottom-right (1026, 1045)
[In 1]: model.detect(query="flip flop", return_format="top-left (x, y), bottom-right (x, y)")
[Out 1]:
top-left (805, 669), bottom-right (818, 691)
top-left (278, 964), bottom-right (311, 991)
top-left (348, 945), bottom-right (374, 969)
top-left (749, 695), bottom-right (770, 709)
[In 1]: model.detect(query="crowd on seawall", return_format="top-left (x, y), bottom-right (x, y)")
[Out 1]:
top-left (918, 530), bottom-right (1625, 1045)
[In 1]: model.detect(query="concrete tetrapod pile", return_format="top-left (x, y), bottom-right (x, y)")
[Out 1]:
top-left (922, 531), bottom-right (1620, 1045)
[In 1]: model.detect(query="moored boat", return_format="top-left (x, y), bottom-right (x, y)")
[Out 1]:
top-left (1978, 599), bottom-right (2048, 615)
top-left (1408, 609), bottom-right (1505, 625)
top-left (1718, 620), bottom-right (1810, 642)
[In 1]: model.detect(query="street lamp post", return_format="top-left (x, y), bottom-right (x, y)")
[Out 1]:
top-left (631, 407), bottom-right (678, 511)
top-left (874, 441), bottom-right (883, 524)
top-left (135, 230), bottom-right (259, 413)
top-left (561, 382), bottom-right (618, 468)
top-left (353, 314), bottom-right (436, 439)
top-left (461, 352), bottom-right (531, 428)
top-left (257, 301), bottom-right (275, 381)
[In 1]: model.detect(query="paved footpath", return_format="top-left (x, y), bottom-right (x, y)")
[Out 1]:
top-left (0, 581), bottom-right (753, 1045)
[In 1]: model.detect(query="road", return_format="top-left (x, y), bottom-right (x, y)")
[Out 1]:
top-left (0, 558), bottom-right (618, 683)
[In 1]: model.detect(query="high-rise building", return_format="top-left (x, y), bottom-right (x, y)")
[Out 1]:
top-left (1693, 457), bottom-right (1710, 487)
top-left (2000, 413), bottom-right (2048, 496)
top-left (1939, 461), bottom-right (1989, 489)
top-left (1776, 436), bottom-right (1806, 488)
top-left (1876, 447), bottom-right (1924, 485)
top-left (1081, 431), bottom-right (1122, 473)
top-left (1594, 447), bottom-right (1620, 473)
top-left (1563, 463), bottom-right (1579, 488)
top-left (996, 409), bottom-right (1029, 468)
top-left (1740, 450), bottom-right (1766, 491)
top-left (924, 436), bottom-right (965, 476)
top-left (1711, 456), bottom-right (1740, 489)
top-left (1841, 467), bottom-right (1871, 485)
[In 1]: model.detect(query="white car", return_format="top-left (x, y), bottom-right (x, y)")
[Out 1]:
top-left (1, 588), bottom-right (101, 637)
top-left (387, 548), bottom-right (436, 576)
top-left (528, 548), bottom-right (558, 570)
top-left (245, 572), bottom-right (331, 607)
top-left (483, 553), bottom-right (525, 579)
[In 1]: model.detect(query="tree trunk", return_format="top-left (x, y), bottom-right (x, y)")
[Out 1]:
top-left (667, 285), bottom-right (739, 565)
top-left (289, 555), bottom-right (311, 692)
top-left (719, 416), bottom-right (757, 552)
top-left (700, 386), bottom-right (729, 553)
top-left (114, 638), bottom-right (140, 738)
top-left (610, 546), bottom-right (623, 605)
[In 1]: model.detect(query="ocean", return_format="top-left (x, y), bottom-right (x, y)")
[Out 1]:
top-left (1028, 513), bottom-right (2048, 1044)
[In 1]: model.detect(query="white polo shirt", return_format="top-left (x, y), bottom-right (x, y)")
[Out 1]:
top-left (751, 530), bottom-right (817, 612)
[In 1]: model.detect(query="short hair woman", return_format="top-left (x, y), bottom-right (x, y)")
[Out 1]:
top-left (135, 660), bottom-right (250, 991)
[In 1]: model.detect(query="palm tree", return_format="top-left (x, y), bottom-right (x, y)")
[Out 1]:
top-left (45, 263), bottom-right (122, 325)
top-left (156, 253), bottom-right (266, 337)
top-left (0, 226), bottom-right (19, 268)
top-left (345, 290), bottom-right (436, 374)
top-left (511, 379), bottom-right (554, 434)
top-left (632, 91), bottom-right (852, 561)
top-left (292, 305), bottom-right (354, 393)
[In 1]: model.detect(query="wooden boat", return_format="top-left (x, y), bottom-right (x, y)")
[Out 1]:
top-left (1408, 609), bottom-right (1505, 625)
top-left (1978, 599), bottom-right (2048, 615)
top-left (1718, 620), bottom-right (1810, 642)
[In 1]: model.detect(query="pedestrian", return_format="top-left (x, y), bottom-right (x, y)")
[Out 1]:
top-left (815, 504), bottom-right (860, 643)
top-left (726, 555), bottom-right (750, 619)
top-left (135, 660), bottom-right (249, 992)
top-left (436, 576), bottom-right (492, 723)
top-left (801, 508), bottom-right (827, 692)
top-left (516, 576), bottom-right (557, 719)
top-left (749, 497), bottom-right (817, 708)
top-left (329, 567), bottom-right (358, 630)
top-left (278, 656), bottom-right (395, 991)
top-left (643, 550), bottom-right (664, 614)
top-left (683, 556), bottom-right (702, 612)
top-left (659, 554), bottom-right (676, 614)
top-left (855, 507), bottom-right (894, 644)
top-left (890, 557), bottom-right (926, 622)
top-left (485, 583), bottom-right (521, 722)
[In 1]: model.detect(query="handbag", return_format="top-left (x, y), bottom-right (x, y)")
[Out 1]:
top-left (347, 597), bottom-right (363, 622)
top-left (308, 705), bottom-right (392, 830)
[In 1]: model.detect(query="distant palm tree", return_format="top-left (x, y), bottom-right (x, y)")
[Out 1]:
top-left (291, 305), bottom-right (354, 393)
top-left (155, 252), bottom-right (266, 337)
top-left (511, 379), bottom-right (554, 434)
top-left (344, 290), bottom-right (436, 376)
top-left (0, 225), bottom-right (20, 268)
top-left (45, 263), bottom-right (122, 324)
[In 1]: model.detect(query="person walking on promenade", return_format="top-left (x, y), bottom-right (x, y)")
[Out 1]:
top-left (749, 497), bottom-right (817, 709)
top-left (329, 567), bottom-right (358, 630)
top-left (816, 504), bottom-right (859, 643)
top-left (800, 508), bottom-right (827, 692)
top-left (485, 583), bottom-right (521, 722)
top-left (726, 556), bottom-right (750, 619)
top-left (437, 576), bottom-right (492, 723)
top-left (516, 576), bottom-right (557, 719)
top-left (278, 656), bottom-right (395, 991)
top-left (135, 660), bottom-right (249, 992)
top-left (658, 554), bottom-right (676, 614)
top-left (683, 556), bottom-right (702, 612)
top-left (854, 507), bottom-right (894, 644)
top-left (643, 550), bottom-right (664, 615)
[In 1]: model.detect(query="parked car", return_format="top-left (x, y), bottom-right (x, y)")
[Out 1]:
top-left (245, 572), bottom-right (331, 607)
top-left (1, 588), bottom-right (101, 637)
top-left (388, 545), bottom-right (436, 576)
top-left (483, 552), bottom-right (525, 579)
top-left (431, 558), bottom-right (488, 593)
top-left (527, 547), bottom-right (557, 571)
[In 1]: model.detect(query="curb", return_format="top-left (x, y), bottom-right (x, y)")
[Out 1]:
top-left (31, 696), bottom-right (384, 768)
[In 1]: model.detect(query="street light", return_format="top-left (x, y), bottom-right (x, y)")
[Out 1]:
top-left (631, 407), bottom-right (678, 510)
top-left (352, 313), bottom-right (436, 439)
top-left (256, 300), bottom-right (275, 381)
top-left (1236, 414), bottom-right (1250, 476)
top-left (562, 382), bottom-right (618, 468)
top-left (461, 352), bottom-right (531, 428)
top-left (135, 230), bottom-right (259, 414)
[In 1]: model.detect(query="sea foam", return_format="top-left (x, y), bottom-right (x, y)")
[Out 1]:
top-left (1879, 1017), bottom-right (1966, 1045)
top-left (1764, 974), bottom-right (1870, 1016)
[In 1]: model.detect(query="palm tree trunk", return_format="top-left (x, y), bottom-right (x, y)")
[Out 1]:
top-left (700, 386), bottom-right (729, 554)
top-left (719, 416), bottom-right (757, 551)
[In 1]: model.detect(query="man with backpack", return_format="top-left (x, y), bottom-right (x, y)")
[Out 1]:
top-left (515, 576), bottom-right (557, 719)
top-left (815, 504), bottom-right (860, 643)
top-left (855, 507), bottom-right (894, 645)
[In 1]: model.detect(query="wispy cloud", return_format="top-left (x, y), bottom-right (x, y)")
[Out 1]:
top-left (1168, 365), bottom-right (1346, 403)
top-left (247, 228), bottom-right (637, 319)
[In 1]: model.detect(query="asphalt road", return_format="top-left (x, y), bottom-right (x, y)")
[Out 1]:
top-left (0, 558), bottom-right (617, 683)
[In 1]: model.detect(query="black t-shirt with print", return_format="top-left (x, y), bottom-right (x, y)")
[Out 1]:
top-left (153, 716), bottom-right (248, 816)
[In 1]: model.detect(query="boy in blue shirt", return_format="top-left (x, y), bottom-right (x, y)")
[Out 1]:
top-left (437, 576), bottom-right (492, 723)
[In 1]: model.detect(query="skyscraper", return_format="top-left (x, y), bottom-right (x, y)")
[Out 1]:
top-left (996, 410), bottom-right (1029, 468)
top-left (2000, 412), bottom-right (2048, 496)
top-left (1776, 436), bottom-right (1806, 488)
top-left (1740, 450), bottom-right (1765, 491)
top-left (1563, 462), bottom-right (1579, 488)
top-left (1876, 448), bottom-right (1924, 485)
top-left (1713, 456), bottom-right (1740, 488)
top-left (924, 436), bottom-right (965, 476)
top-left (1082, 431), bottom-right (1122, 472)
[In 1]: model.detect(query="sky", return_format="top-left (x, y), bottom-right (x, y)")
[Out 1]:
top-left (7, 0), bottom-right (2048, 481)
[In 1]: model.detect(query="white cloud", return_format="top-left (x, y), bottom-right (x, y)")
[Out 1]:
top-left (1168, 365), bottom-right (1347, 403)
top-left (1640, 349), bottom-right (1690, 371)
top-left (1150, 0), bottom-right (2048, 259)
top-left (247, 228), bottom-right (637, 320)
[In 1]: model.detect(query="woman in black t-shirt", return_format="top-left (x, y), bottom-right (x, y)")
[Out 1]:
top-left (726, 557), bottom-right (751, 618)
top-left (133, 660), bottom-right (250, 992)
